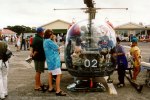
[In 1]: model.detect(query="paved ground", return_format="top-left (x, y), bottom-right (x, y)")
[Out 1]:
top-left (5, 42), bottom-right (150, 100)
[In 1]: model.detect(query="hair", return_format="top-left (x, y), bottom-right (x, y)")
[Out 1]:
top-left (131, 41), bottom-right (138, 47)
top-left (44, 29), bottom-right (53, 39)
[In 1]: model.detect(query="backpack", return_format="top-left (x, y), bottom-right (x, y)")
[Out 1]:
top-left (2, 49), bottom-right (13, 62)
top-left (0, 41), bottom-right (13, 63)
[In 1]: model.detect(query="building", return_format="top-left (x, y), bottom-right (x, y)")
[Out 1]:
top-left (1, 29), bottom-right (16, 36)
top-left (115, 22), bottom-right (150, 41)
top-left (40, 19), bottom-right (71, 36)
top-left (40, 20), bottom-right (150, 42)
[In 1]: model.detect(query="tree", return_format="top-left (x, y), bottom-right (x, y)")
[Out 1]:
top-left (6, 25), bottom-right (36, 35)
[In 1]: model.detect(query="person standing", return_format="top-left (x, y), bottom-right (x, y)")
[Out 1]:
top-left (29, 35), bottom-right (33, 48)
top-left (20, 33), bottom-right (26, 50)
top-left (16, 35), bottom-right (21, 52)
top-left (30, 27), bottom-right (45, 90)
top-left (0, 30), bottom-right (9, 99)
top-left (130, 37), bottom-right (141, 82)
top-left (114, 37), bottom-right (128, 87)
top-left (43, 29), bottom-right (66, 96)
top-left (26, 36), bottom-right (30, 50)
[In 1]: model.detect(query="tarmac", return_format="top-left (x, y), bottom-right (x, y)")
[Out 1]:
top-left (5, 42), bottom-right (150, 100)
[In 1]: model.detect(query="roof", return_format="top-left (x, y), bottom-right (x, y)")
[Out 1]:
top-left (2, 29), bottom-right (16, 35)
top-left (145, 24), bottom-right (150, 28)
top-left (115, 22), bottom-right (145, 30)
top-left (40, 19), bottom-right (71, 28)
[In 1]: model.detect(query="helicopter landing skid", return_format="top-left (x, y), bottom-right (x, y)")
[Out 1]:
top-left (67, 80), bottom-right (106, 92)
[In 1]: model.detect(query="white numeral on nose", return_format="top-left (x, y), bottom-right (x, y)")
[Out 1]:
top-left (84, 59), bottom-right (97, 67)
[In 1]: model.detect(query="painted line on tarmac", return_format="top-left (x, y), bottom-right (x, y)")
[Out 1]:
top-left (104, 76), bottom-right (117, 95)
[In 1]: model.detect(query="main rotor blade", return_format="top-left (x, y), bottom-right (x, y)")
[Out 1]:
top-left (53, 8), bottom-right (87, 10)
top-left (53, 8), bottom-right (128, 11)
top-left (95, 8), bottom-right (128, 10)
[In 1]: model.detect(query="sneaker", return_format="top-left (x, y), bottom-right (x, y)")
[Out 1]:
top-left (4, 93), bottom-right (8, 98)
top-left (0, 95), bottom-right (5, 100)
top-left (117, 83), bottom-right (125, 88)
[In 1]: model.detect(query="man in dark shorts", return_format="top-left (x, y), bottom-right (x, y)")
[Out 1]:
top-left (30, 27), bottom-right (45, 90)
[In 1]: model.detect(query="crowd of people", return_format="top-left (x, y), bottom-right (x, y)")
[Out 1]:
top-left (0, 34), bottom-right (34, 52)
top-left (15, 34), bottom-right (34, 51)
top-left (0, 27), bottom-right (143, 99)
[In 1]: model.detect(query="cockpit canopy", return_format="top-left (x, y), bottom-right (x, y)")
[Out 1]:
top-left (65, 19), bottom-right (117, 77)
top-left (66, 19), bottom-right (116, 50)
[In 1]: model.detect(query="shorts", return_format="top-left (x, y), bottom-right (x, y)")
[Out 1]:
top-left (34, 60), bottom-right (45, 73)
top-left (48, 68), bottom-right (62, 75)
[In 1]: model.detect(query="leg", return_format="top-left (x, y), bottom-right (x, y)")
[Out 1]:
top-left (133, 66), bottom-right (140, 80)
top-left (34, 71), bottom-right (41, 89)
top-left (55, 74), bottom-right (61, 93)
top-left (0, 61), bottom-right (5, 99)
top-left (120, 68), bottom-right (125, 84)
top-left (20, 42), bottom-right (23, 50)
top-left (117, 65), bottom-right (122, 84)
top-left (17, 46), bottom-right (20, 51)
top-left (48, 72), bottom-right (53, 90)
top-left (2, 62), bottom-right (8, 96)
top-left (119, 66), bottom-right (125, 84)
top-left (55, 74), bottom-right (66, 96)
top-left (24, 42), bottom-right (26, 50)
top-left (117, 65), bottom-right (125, 87)
top-left (34, 60), bottom-right (44, 89)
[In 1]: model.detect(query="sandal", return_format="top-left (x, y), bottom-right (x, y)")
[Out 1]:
top-left (56, 91), bottom-right (67, 96)
top-left (34, 85), bottom-right (48, 92)
top-left (34, 87), bottom-right (43, 91)
top-left (48, 88), bottom-right (55, 92)
top-left (40, 85), bottom-right (48, 92)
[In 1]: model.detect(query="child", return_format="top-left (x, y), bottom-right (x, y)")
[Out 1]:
top-left (130, 37), bottom-right (141, 82)
top-left (115, 37), bottom-right (128, 87)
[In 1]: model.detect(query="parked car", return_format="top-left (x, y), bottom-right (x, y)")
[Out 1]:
top-left (120, 36), bottom-right (129, 42)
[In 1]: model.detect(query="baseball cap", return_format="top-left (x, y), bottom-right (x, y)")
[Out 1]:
top-left (131, 37), bottom-right (138, 42)
top-left (36, 27), bottom-right (44, 33)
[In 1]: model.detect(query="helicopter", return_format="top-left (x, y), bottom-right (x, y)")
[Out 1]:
top-left (54, 0), bottom-right (128, 92)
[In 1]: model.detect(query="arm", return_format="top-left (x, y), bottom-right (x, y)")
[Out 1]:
top-left (48, 40), bottom-right (59, 52)
top-left (30, 38), bottom-right (39, 57)
top-left (134, 50), bottom-right (140, 66)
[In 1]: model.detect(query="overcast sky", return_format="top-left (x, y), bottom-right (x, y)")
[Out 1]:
top-left (0, 0), bottom-right (150, 28)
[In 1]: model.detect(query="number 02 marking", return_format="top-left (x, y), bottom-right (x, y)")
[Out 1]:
top-left (84, 59), bottom-right (97, 67)
top-left (92, 59), bottom-right (97, 67)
